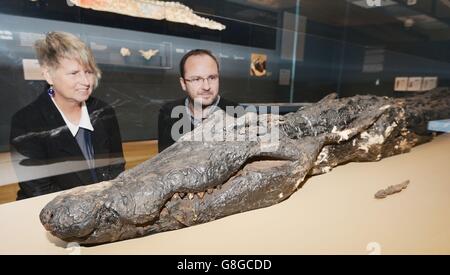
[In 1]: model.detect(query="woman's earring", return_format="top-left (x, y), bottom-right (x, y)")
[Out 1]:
top-left (47, 85), bottom-right (55, 97)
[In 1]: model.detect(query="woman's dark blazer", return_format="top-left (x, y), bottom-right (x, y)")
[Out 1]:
top-left (10, 91), bottom-right (125, 200)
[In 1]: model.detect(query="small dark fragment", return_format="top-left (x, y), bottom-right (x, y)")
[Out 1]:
top-left (375, 180), bottom-right (410, 199)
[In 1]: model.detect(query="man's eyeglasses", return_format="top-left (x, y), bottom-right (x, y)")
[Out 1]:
top-left (184, 75), bottom-right (219, 86)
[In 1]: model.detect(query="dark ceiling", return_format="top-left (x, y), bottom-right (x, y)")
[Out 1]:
top-left (226, 0), bottom-right (450, 41)
top-left (227, 0), bottom-right (449, 27)
top-left (224, 0), bottom-right (450, 62)
top-left (3, 0), bottom-right (450, 50)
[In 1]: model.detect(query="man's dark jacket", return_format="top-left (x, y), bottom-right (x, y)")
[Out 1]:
top-left (157, 97), bottom-right (238, 152)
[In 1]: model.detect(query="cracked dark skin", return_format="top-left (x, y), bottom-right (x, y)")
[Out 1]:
top-left (40, 89), bottom-right (450, 245)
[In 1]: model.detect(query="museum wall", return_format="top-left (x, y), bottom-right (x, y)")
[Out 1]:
top-left (1, 0), bottom-right (450, 153)
top-left (335, 0), bottom-right (450, 98)
top-left (339, 43), bottom-right (450, 98)
top-left (0, 14), bottom-right (294, 150)
top-left (0, 0), bottom-right (332, 151)
top-left (1, 0), bottom-right (450, 204)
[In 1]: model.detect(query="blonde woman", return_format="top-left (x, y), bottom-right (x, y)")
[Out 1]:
top-left (10, 32), bottom-right (124, 200)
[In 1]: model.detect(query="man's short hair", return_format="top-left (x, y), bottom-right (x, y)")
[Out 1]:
top-left (179, 49), bottom-right (219, 78)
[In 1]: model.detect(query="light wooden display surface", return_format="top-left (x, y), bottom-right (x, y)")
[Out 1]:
top-left (1, 134), bottom-right (449, 254)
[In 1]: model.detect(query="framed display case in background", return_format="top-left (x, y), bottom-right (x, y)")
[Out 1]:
top-left (1, 0), bottom-right (450, 150)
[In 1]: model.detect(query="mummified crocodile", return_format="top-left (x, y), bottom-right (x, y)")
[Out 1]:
top-left (40, 88), bottom-right (450, 244)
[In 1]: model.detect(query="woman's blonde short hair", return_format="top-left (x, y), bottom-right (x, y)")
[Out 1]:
top-left (34, 31), bottom-right (101, 88)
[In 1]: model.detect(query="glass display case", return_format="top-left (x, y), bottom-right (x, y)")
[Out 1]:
top-left (1, 0), bottom-right (450, 192)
